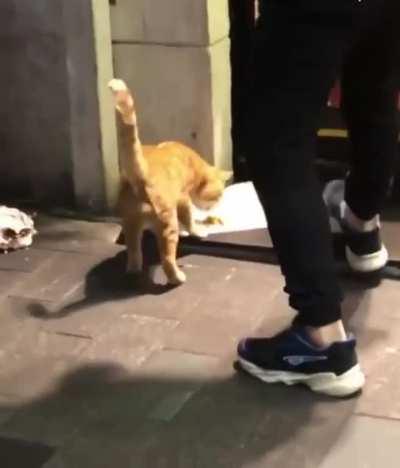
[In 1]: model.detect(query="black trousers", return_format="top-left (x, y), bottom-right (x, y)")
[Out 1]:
top-left (246, 0), bottom-right (400, 326)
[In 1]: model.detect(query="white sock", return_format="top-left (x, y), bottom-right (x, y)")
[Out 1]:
top-left (342, 201), bottom-right (380, 233)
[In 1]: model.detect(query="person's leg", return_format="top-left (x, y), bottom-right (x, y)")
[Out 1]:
top-left (247, 1), bottom-right (361, 328)
top-left (343, 0), bottom-right (400, 223)
top-left (237, 1), bottom-right (366, 396)
top-left (324, 0), bottom-right (400, 273)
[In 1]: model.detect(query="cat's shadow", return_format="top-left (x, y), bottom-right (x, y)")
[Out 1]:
top-left (29, 233), bottom-right (171, 320)
top-left (29, 230), bottom-right (400, 322)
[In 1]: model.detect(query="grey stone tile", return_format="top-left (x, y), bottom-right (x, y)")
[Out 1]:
top-left (35, 214), bottom-right (121, 244)
top-left (341, 279), bottom-right (400, 419)
top-left (0, 355), bottom-right (80, 400)
top-left (5, 292), bottom-right (134, 339)
top-left (103, 255), bottom-right (280, 324)
top-left (0, 361), bottom-right (157, 447)
top-left (9, 251), bottom-right (118, 302)
top-left (0, 392), bottom-right (89, 447)
top-left (142, 351), bottom-right (220, 422)
top-left (0, 295), bottom-right (86, 335)
top-left (0, 297), bottom-right (41, 365)
top-left (3, 354), bottom-right (216, 450)
top-left (0, 248), bottom-right (54, 273)
top-left (120, 265), bottom-right (234, 322)
top-left (0, 436), bottom-right (55, 468)
top-left (0, 302), bottom-right (89, 395)
top-left (319, 415), bottom-right (400, 468)
top-left (78, 314), bottom-right (179, 370)
top-left (33, 237), bottom-right (124, 256)
top-left (0, 395), bottom-right (18, 427)
top-left (32, 214), bottom-right (123, 256)
top-left (382, 221), bottom-right (400, 261)
top-left (164, 262), bottom-right (283, 356)
top-left (148, 389), bottom-right (197, 422)
top-left (0, 271), bottom-right (28, 296)
top-left (43, 372), bottom-right (357, 468)
top-left (139, 349), bottom-right (220, 382)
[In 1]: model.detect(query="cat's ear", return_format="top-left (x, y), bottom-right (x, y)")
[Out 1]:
top-left (218, 170), bottom-right (233, 182)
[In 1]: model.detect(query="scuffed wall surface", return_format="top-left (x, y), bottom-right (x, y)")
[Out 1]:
top-left (0, 0), bottom-right (73, 205)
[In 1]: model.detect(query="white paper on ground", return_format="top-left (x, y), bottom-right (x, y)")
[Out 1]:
top-left (188, 182), bottom-right (268, 235)
top-left (0, 206), bottom-right (36, 251)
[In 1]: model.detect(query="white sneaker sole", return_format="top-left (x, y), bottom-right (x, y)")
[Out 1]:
top-left (346, 244), bottom-right (388, 273)
top-left (238, 358), bottom-right (365, 397)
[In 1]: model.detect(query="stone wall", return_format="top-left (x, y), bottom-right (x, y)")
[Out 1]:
top-left (0, 0), bottom-right (119, 212)
top-left (110, 0), bottom-right (232, 169)
top-left (0, 0), bottom-right (72, 204)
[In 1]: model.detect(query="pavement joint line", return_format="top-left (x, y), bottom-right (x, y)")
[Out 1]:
top-left (162, 346), bottom-right (221, 358)
top-left (354, 412), bottom-right (400, 423)
top-left (6, 295), bottom-right (53, 304)
top-left (49, 331), bottom-right (93, 341)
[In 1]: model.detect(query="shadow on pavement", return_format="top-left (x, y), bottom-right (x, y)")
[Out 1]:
top-left (0, 362), bottom-right (358, 468)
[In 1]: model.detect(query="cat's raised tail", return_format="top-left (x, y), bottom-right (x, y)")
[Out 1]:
top-left (108, 78), bottom-right (147, 185)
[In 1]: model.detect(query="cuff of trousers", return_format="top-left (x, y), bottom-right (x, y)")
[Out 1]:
top-left (292, 303), bottom-right (342, 328)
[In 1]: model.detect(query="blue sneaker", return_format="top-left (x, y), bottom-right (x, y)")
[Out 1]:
top-left (323, 179), bottom-right (388, 273)
top-left (237, 328), bottom-right (365, 397)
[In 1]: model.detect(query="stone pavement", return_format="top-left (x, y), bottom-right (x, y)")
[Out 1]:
top-left (1, 213), bottom-right (400, 467)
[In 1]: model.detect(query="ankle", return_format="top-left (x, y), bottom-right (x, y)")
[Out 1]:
top-left (306, 320), bottom-right (347, 348)
top-left (343, 202), bottom-right (380, 233)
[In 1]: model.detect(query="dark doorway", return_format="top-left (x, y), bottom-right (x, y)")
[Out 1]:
top-left (228, 0), bottom-right (257, 182)
top-left (227, 1), bottom-right (400, 205)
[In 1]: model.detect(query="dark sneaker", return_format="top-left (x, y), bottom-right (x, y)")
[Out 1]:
top-left (323, 179), bottom-right (388, 272)
top-left (237, 327), bottom-right (365, 397)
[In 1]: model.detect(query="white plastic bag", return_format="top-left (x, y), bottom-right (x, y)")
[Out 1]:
top-left (0, 206), bottom-right (37, 252)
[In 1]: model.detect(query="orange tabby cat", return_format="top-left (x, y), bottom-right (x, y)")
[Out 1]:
top-left (109, 79), bottom-right (232, 285)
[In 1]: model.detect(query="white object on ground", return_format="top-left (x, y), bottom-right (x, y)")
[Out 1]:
top-left (0, 206), bottom-right (37, 252)
top-left (190, 182), bottom-right (268, 235)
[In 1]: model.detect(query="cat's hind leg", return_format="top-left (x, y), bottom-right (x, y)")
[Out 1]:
top-left (122, 217), bottom-right (144, 274)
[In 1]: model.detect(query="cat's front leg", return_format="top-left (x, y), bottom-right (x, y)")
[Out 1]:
top-left (178, 198), bottom-right (208, 239)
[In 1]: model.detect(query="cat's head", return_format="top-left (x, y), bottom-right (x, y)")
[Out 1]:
top-left (192, 168), bottom-right (233, 210)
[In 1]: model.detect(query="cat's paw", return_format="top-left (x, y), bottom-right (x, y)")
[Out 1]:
top-left (168, 269), bottom-right (187, 286)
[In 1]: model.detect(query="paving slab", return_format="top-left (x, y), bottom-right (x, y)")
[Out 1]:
top-left (77, 314), bottom-right (179, 370)
top-left (1, 436), bottom-right (55, 468)
top-left (0, 353), bottom-right (216, 449)
top-left (0, 270), bottom-right (28, 296)
top-left (165, 260), bottom-right (283, 356)
top-left (141, 350), bottom-right (220, 423)
top-left (8, 250), bottom-right (122, 302)
top-left (340, 278), bottom-right (400, 419)
top-left (0, 395), bottom-right (18, 427)
top-left (0, 248), bottom-right (54, 273)
top-left (34, 214), bottom-right (121, 244)
top-left (42, 366), bottom-right (357, 468)
top-left (319, 415), bottom-right (400, 468)
top-left (0, 355), bottom-right (80, 401)
top-left (0, 213), bottom-right (399, 467)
